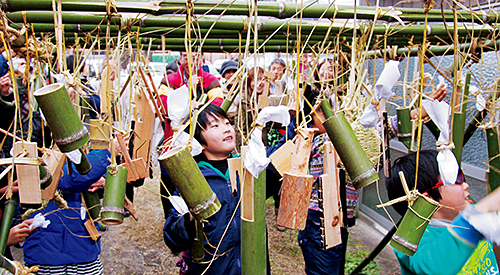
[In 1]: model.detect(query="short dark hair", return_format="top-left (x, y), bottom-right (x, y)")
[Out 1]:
top-left (66, 55), bottom-right (84, 74)
top-left (193, 104), bottom-right (230, 146)
top-left (269, 58), bottom-right (286, 70)
top-left (385, 150), bottom-right (442, 216)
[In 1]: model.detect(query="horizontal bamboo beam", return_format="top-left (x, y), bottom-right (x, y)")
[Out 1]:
top-left (2, 0), bottom-right (498, 23)
top-left (7, 11), bottom-right (498, 39)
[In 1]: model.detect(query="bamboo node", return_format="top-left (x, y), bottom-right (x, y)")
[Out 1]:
top-left (436, 141), bottom-right (455, 151)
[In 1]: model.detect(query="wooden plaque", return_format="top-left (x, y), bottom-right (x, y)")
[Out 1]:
top-left (277, 172), bottom-right (314, 230)
top-left (13, 142), bottom-right (41, 206)
top-left (41, 149), bottom-right (66, 201)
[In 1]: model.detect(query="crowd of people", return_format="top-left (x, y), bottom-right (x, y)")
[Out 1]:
top-left (0, 49), bottom-right (497, 275)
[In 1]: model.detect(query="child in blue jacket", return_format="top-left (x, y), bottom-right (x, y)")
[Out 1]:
top-left (163, 104), bottom-right (241, 275)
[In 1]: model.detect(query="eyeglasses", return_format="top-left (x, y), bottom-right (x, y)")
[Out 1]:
top-left (424, 169), bottom-right (465, 193)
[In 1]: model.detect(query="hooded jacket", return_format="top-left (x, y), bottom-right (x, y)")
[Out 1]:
top-left (163, 159), bottom-right (241, 275)
top-left (23, 149), bottom-right (110, 266)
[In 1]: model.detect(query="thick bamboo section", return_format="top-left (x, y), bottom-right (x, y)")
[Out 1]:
top-left (486, 126), bottom-right (500, 192)
top-left (396, 108), bottom-right (412, 149)
top-left (158, 146), bottom-right (221, 220)
top-left (33, 83), bottom-right (89, 152)
top-left (101, 166), bottom-right (128, 225)
top-left (192, 220), bottom-right (204, 264)
top-left (241, 170), bottom-right (267, 275)
top-left (0, 254), bottom-right (17, 275)
top-left (2, 0), bottom-right (497, 23)
top-left (0, 196), bottom-right (17, 255)
top-left (39, 165), bottom-right (52, 190)
top-left (83, 190), bottom-right (102, 221)
top-left (391, 194), bottom-right (440, 256)
top-left (451, 73), bottom-right (470, 165)
top-left (321, 101), bottom-right (378, 189)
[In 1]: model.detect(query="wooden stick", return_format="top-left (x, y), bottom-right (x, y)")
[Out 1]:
top-left (137, 65), bottom-right (164, 122)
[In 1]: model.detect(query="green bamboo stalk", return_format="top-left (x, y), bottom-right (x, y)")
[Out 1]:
top-left (221, 88), bottom-right (241, 112)
top-left (2, 0), bottom-right (496, 23)
top-left (241, 170), bottom-right (267, 275)
top-left (158, 146), bottom-right (221, 220)
top-left (320, 101), bottom-right (378, 189)
top-left (39, 165), bottom-right (52, 190)
top-left (486, 127), bottom-right (500, 192)
top-left (463, 108), bottom-right (487, 146)
top-left (0, 196), bottom-right (17, 255)
top-left (396, 107), bottom-right (412, 149)
top-left (192, 220), bottom-right (204, 264)
top-left (424, 120), bottom-right (441, 140)
top-left (451, 73), bottom-right (470, 165)
top-left (83, 190), bottom-right (101, 221)
top-left (391, 194), bottom-right (440, 256)
top-left (0, 254), bottom-right (17, 274)
top-left (33, 83), bottom-right (89, 152)
top-left (101, 165), bottom-right (128, 225)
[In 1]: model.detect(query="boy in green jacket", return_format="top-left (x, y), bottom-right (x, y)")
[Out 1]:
top-left (386, 150), bottom-right (500, 275)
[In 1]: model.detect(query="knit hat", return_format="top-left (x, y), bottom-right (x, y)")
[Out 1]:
top-left (220, 60), bottom-right (238, 78)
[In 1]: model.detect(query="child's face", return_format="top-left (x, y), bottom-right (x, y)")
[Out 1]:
top-left (434, 179), bottom-right (471, 221)
top-left (201, 115), bottom-right (236, 160)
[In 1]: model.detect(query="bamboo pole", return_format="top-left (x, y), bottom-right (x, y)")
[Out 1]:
top-left (2, 0), bottom-right (497, 23)
top-left (320, 100), bottom-right (378, 189)
top-left (486, 126), bottom-right (500, 192)
top-left (241, 170), bottom-right (267, 275)
top-left (396, 107), bottom-right (412, 149)
top-left (0, 196), bottom-right (17, 255)
top-left (83, 190), bottom-right (101, 221)
top-left (451, 73), bottom-right (470, 165)
top-left (191, 220), bottom-right (204, 263)
top-left (158, 146), bottom-right (221, 220)
top-left (101, 165), bottom-right (128, 225)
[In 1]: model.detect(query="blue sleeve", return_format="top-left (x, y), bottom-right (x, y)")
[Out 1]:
top-left (58, 149), bottom-right (111, 194)
top-left (266, 118), bottom-right (297, 157)
top-left (0, 54), bottom-right (8, 77)
top-left (163, 209), bottom-right (192, 254)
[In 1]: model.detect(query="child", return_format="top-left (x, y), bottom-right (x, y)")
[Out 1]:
top-left (163, 104), bottom-right (241, 275)
top-left (386, 150), bottom-right (500, 275)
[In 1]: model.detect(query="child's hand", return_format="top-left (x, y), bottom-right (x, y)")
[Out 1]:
top-left (0, 180), bottom-right (19, 194)
top-left (7, 221), bottom-right (32, 246)
top-left (475, 187), bottom-right (500, 213)
top-left (88, 177), bottom-right (105, 192)
top-left (429, 84), bottom-right (447, 102)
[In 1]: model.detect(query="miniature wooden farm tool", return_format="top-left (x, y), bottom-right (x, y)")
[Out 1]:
top-left (89, 119), bottom-right (110, 150)
top-left (34, 83), bottom-right (91, 174)
top-left (277, 128), bottom-right (315, 230)
top-left (159, 146), bottom-right (221, 220)
top-left (13, 142), bottom-right (41, 208)
top-left (41, 149), bottom-right (66, 201)
top-left (321, 99), bottom-right (379, 189)
top-left (377, 171), bottom-right (440, 256)
top-left (117, 133), bottom-right (147, 183)
top-left (318, 141), bottom-right (342, 249)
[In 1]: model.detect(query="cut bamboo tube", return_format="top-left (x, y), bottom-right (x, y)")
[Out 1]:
top-left (34, 83), bottom-right (89, 152)
top-left (486, 126), bottom-right (500, 192)
top-left (452, 73), bottom-right (470, 165)
top-left (41, 149), bottom-right (66, 201)
top-left (82, 190), bottom-right (101, 221)
top-left (241, 170), bottom-right (267, 275)
top-left (72, 148), bottom-right (92, 175)
top-left (396, 107), bottom-right (412, 149)
top-left (192, 220), bottom-right (204, 264)
top-left (89, 119), bottom-right (110, 150)
top-left (321, 100), bottom-right (378, 189)
top-left (101, 165), bottom-right (128, 225)
top-left (321, 142), bottom-right (342, 249)
top-left (158, 146), bottom-right (221, 220)
top-left (39, 165), bottom-right (53, 190)
top-left (391, 194), bottom-right (440, 256)
top-left (13, 142), bottom-right (41, 207)
top-left (0, 196), bottom-right (17, 255)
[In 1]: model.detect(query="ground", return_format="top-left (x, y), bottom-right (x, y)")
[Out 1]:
top-left (12, 168), bottom-right (401, 275)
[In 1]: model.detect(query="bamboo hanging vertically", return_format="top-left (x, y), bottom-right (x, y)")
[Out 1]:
top-left (158, 146), bottom-right (221, 220)
top-left (83, 190), bottom-right (102, 221)
top-left (451, 73), bottom-right (470, 165)
top-left (0, 196), bottom-right (17, 255)
top-left (101, 166), bottom-right (128, 225)
top-left (320, 100), bottom-right (378, 189)
top-left (241, 170), bottom-right (267, 275)
top-left (396, 108), bottom-right (412, 149)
